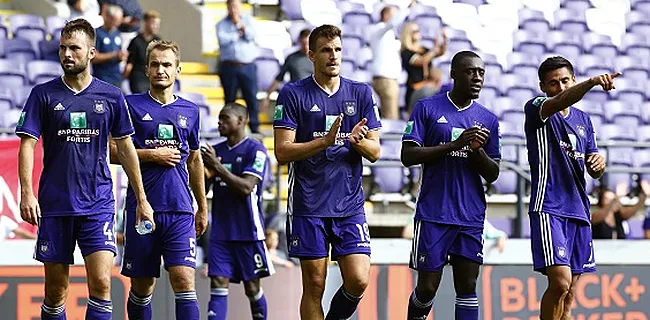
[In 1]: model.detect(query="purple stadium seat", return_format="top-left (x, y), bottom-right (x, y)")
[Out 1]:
top-left (502, 112), bottom-right (525, 126)
top-left (46, 15), bottom-right (66, 37)
top-left (201, 115), bottom-right (219, 133)
top-left (480, 86), bottom-right (499, 102)
top-left (573, 100), bottom-right (605, 126)
top-left (576, 54), bottom-right (613, 76)
top-left (0, 59), bottom-right (27, 85)
top-left (408, 4), bottom-right (438, 21)
top-left (547, 32), bottom-right (582, 62)
top-left (605, 172), bottom-right (633, 195)
top-left (0, 86), bottom-right (13, 112)
top-left (641, 102), bottom-right (650, 124)
top-left (632, 0), bottom-right (650, 14)
top-left (635, 148), bottom-right (650, 167)
top-left (447, 38), bottom-right (473, 53)
top-left (501, 144), bottom-right (518, 162)
top-left (626, 11), bottom-right (650, 33)
top-left (350, 69), bottom-right (370, 83)
top-left (603, 100), bottom-right (641, 127)
top-left (615, 55), bottom-right (648, 81)
top-left (1, 109), bottom-right (22, 129)
top-left (636, 126), bottom-right (650, 142)
top-left (499, 119), bottom-right (525, 139)
top-left (341, 35), bottom-right (364, 58)
top-left (281, 0), bottom-right (303, 20)
top-left (582, 89), bottom-right (610, 103)
top-left (0, 25), bottom-right (7, 40)
top-left (500, 73), bottom-right (536, 101)
top-left (8, 14), bottom-right (45, 34)
top-left (342, 11), bottom-right (373, 29)
top-left (254, 58), bottom-right (281, 93)
top-left (381, 119), bottom-right (407, 135)
top-left (456, 0), bottom-right (486, 6)
top-left (513, 30), bottom-right (547, 56)
top-left (582, 32), bottom-right (618, 59)
top-left (38, 40), bottom-right (59, 62)
top-left (337, 1), bottom-right (366, 16)
top-left (413, 14), bottom-right (443, 39)
top-left (487, 218), bottom-right (513, 237)
top-left (258, 47), bottom-right (276, 60)
top-left (177, 92), bottom-right (207, 105)
top-left (15, 28), bottom-right (45, 58)
top-left (26, 60), bottom-right (63, 85)
top-left (371, 140), bottom-right (407, 193)
top-left (288, 21), bottom-right (313, 45)
top-left (340, 58), bottom-right (356, 77)
top-left (612, 78), bottom-right (646, 104)
top-left (519, 8), bottom-right (551, 33)
top-left (554, 8), bottom-right (589, 34)
top-left (621, 33), bottom-right (650, 60)
top-left (4, 38), bottom-right (38, 65)
top-left (598, 124), bottom-right (636, 141)
top-left (508, 52), bottom-right (539, 83)
top-left (562, 0), bottom-right (592, 12)
top-left (493, 170), bottom-right (517, 194)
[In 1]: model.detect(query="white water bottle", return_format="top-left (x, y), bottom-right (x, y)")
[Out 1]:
top-left (136, 219), bottom-right (154, 235)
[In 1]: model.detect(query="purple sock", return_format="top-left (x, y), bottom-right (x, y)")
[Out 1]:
top-left (325, 286), bottom-right (362, 320)
top-left (86, 296), bottom-right (112, 320)
top-left (207, 288), bottom-right (228, 320)
top-left (41, 303), bottom-right (66, 320)
top-left (127, 289), bottom-right (152, 320)
top-left (175, 291), bottom-right (200, 320)
top-left (249, 288), bottom-right (268, 320)
top-left (407, 289), bottom-right (434, 320)
top-left (455, 293), bottom-right (479, 320)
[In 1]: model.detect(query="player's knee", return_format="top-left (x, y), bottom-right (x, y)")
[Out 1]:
top-left (211, 276), bottom-right (229, 289)
top-left (131, 278), bottom-right (155, 296)
top-left (44, 282), bottom-right (68, 305)
top-left (454, 277), bottom-right (478, 295)
top-left (87, 273), bottom-right (111, 296)
top-left (344, 274), bottom-right (369, 296)
top-left (303, 273), bottom-right (326, 297)
top-left (243, 281), bottom-right (261, 298)
top-left (548, 276), bottom-right (571, 297)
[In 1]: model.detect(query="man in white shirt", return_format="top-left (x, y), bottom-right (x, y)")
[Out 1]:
top-left (369, 0), bottom-right (415, 120)
top-left (0, 215), bottom-right (36, 242)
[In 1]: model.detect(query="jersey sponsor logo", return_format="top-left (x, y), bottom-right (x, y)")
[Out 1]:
top-left (445, 127), bottom-right (471, 158)
top-left (17, 112), bottom-right (26, 126)
top-left (310, 104), bottom-right (321, 112)
top-left (316, 115), bottom-right (352, 145)
top-left (344, 101), bottom-right (356, 116)
top-left (437, 116), bottom-right (448, 123)
top-left (178, 115), bottom-right (188, 128)
top-left (325, 115), bottom-right (337, 131)
top-left (533, 96), bottom-right (547, 107)
top-left (273, 104), bottom-right (283, 120)
top-left (253, 150), bottom-right (266, 172)
top-left (404, 121), bottom-right (414, 134)
top-left (157, 124), bottom-right (174, 140)
top-left (70, 112), bottom-right (87, 129)
top-left (53, 103), bottom-right (65, 111)
top-left (142, 113), bottom-right (153, 121)
top-left (451, 127), bottom-right (464, 141)
top-left (560, 135), bottom-right (584, 160)
top-left (93, 101), bottom-right (105, 114)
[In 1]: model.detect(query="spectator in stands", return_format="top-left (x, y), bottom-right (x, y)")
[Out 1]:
top-left (260, 28), bottom-right (313, 112)
top-left (369, 0), bottom-right (415, 120)
top-left (217, 0), bottom-right (260, 133)
top-left (400, 22), bottom-right (447, 113)
top-left (100, 0), bottom-right (144, 32)
top-left (591, 181), bottom-right (649, 239)
top-left (0, 215), bottom-right (36, 242)
top-left (123, 10), bottom-right (162, 93)
top-left (68, 0), bottom-right (100, 21)
top-left (93, 4), bottom-right (128, 87)
top-left (265, 228), bottom-right (295, 268)
top-left (407, 66), bottom-right (443, 111)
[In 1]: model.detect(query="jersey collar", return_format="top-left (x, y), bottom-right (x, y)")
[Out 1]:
top-left (311, 74), bottom-right (340, 97)
top-left (446, 92), bottom-right (473, 112)
top-left (227, 136), bottom-right (249, 150)
top-left (148, 91), bottom-right (178, 107)
top-left (61, 76), bottom-right (93, 95)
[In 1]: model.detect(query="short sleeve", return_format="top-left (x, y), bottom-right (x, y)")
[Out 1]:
top-left (585, 116), bottom-right (598, 155)
top-left (243, 144), bottom-right (268, 181)
top-left (524, 97), bottom-right (548, 129)
top-left (484, 117), bottom-right (501, 160)
top-left (188, 108), bottom-right (201, 151)
top-left (362, 85), bottom-right (381, 130)
top-left (273, 86), bottom-right (299, 130)
top-left (402, 100), bottom-right (428, 146)
top-left (275, 56), bottom-right (291, 82)
top-left (15, 87), bottom-right (44, 140)
top-left (111, 94), bottom-right (135, 139)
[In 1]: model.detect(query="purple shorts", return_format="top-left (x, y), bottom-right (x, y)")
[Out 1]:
top-left (121, 211), bottom-right (197, 278)
top-left (529, 212), bottom-right (596, 275)
top-left (209, 240), bottom-right (275, 282)
top-left (409, 220), bottom-right (483, 272)
top-left (286, 213), bottom-right (372, 260)
top-left (35, 213), bottom-right (117, 264)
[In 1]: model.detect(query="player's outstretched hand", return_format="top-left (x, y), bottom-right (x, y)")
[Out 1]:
top-left (452, 127), bottom-right (481, 150)
top-left (154, 147), bottom-right (181, 167)
top-left (586, 153), bottom-right (606, 173)
top-left (591, 72), bottom-right (621, 91)
top-left (324, 114), bottom-right (343, 146)
top-left (136, 199), bottom-right (156, 232)
top-left (195, 208), bottom-right (208, 237)
top-left (20, 193), bottom-right (40, 226)
top-left (350, 118), bottom-right (368, 144)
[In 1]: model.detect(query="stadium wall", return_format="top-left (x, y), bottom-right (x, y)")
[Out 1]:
top-left (1, 240), bottom-right (649, 319)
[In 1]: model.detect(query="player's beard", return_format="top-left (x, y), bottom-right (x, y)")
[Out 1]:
top-left (62, 60), bottom-right (88, 76)
top-left (149, 80), bottom-right (173, 91)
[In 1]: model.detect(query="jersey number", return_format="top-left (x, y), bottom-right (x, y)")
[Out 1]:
top-left (254, 253), bottom-right (264, 268)
top-left (356, 223), bottom-right (370, 242)
top-left (103, 222), bottom-right (113, 241)
top-left (189, 238), bottom-right (196, 257)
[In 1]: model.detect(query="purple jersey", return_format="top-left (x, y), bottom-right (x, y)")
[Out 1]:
top-left (210, 138), bottom-right (268, 241)
top-left (525, 97), bottom-right (598, 223)
top-left (402, 93), bottom-right (501, 227)
top-left (15, 77), bottom-right (134, 217)
top-left (124, 93), bottom-right (200, 214)
top-left (273, 76), bottom-right (382, 218)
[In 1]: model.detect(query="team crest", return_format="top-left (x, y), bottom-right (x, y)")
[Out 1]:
top-left (557, 246), bottom-right (566, 258)
top-left (39, 241), bottom-right (49, 253)
top-left (344, 101), bottom-right (356, 116)
top-left (178, 115), bottom-right (188, 128)
top-left (93, 101), bottom-right (105, 114)
top-left (577, 125), bottom-right (586, 137)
